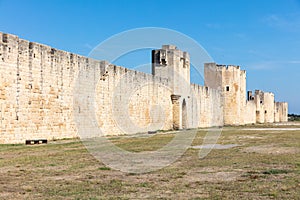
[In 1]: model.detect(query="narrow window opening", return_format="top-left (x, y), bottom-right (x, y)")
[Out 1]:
top-left (2, 34), bottom-right (8, 43)
top-left (29, 42), bottom-right (33, 49)
top-left (205, 87), bottom-right (209, 93)
top-left (226, 86), bottom-right (230, 92)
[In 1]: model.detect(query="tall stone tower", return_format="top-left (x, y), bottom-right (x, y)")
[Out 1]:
top-left (152, 45), bottom-right (190, 95)
top-left (152, 45), bottom-right (190, 129)
top-left (204, 63), bottom-right (246, 125)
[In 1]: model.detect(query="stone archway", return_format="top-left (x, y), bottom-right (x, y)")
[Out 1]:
top-left (182, 99), bottom-right (187, 129)
top-left (171, 94), bottom-right (180, 130)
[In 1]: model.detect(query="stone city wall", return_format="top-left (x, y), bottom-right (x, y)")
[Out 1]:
top-left (0, 32), bottom-right (289, 143)
top-left (0, 33), bottom-right (173, 143)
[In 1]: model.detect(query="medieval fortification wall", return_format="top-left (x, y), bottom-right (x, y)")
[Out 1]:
top-left (0, 32), bottom-right (288, 144)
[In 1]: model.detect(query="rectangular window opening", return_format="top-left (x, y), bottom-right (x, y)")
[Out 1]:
top-left (226, 86), bottom-right (230, 92)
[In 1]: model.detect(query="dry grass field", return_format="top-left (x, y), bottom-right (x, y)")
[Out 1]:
top-left (0, 123), bottom-right (300, 199)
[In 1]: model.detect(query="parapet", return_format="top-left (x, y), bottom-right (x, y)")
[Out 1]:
top-left (205, 63), bottom-right (243, 72)
top-left (255, 90), bottom-right (263, 95)
top-left (247, 91), bottom-right (255, 101)
top-left (152, 45), bottom-right (190, 67)
top-left (162, 45), bottom-right (177, 50)
top-left (0, 32), bottom-right (18, 44)
top-left (255, 90), bottom-right (274, 96)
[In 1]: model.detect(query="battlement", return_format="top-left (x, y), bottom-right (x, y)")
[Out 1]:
top-left (155, 45), bottom-right (189, 58)
top-left (255, 90), bottom-right (274, 97)
top-left (191, 83), bottom-right (217, 96)
top-left (0, 32), bottom-right (18, 44)
top-left (162, 44), bottom-right (177, 50)
top-left (205, 63), bottom-right (243, 73)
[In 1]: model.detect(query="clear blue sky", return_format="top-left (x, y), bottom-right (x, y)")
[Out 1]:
top-left (1, 0), bottom-right (299, 113)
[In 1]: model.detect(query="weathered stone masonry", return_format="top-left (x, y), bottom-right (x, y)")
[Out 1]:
top-left (0, 32), bottom-right (288, 144)
top-left (204, 63), bottom-right (288, 125)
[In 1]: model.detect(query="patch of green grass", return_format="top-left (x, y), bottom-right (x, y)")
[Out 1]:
top-left (262, 169), bottom-right (291, 175)
top-left (139, 182), bottom-right (151, 187)
top-left (98, 166), bottom-right (111, 171)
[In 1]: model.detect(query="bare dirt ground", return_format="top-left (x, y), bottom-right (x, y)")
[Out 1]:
top-left (243, 128), bottom-right (300, 131)
top-left (243, 144), bottom-right (300, 155)
top-left (0, 124), bottom-right (299, 199)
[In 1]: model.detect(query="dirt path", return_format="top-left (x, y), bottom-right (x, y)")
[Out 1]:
top-left (242, 128), bottom-right (300, 131)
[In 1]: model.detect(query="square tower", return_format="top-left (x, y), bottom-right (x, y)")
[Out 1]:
top-left (152, 45), bottom-right (190, 96)
top-left (204, 63), bottom-right (247, 125)
top-left (152, 45), bottom-right (191, 130)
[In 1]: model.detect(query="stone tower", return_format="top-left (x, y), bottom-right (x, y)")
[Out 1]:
top-left (204, 63), bottom-right (246, 125)
top-left (253, 90), bottom-right (275, 123)
top-left (152, 45), bottom-right (191, 129)
top-left (152, 45), bottom-right (190, 95)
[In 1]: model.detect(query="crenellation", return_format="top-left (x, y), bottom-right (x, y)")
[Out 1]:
top-left (162, 44), bottom-right (177, 50)
top-left (2, 33), bottom-right (9, 43)
top-left (0, 32), bottom-right (3, 44)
